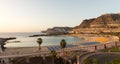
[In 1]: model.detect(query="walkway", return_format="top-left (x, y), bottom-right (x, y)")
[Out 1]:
top-left (79, 52), bottom-right (120, 64)
top-left (0, 41), bottom-right (119, 63)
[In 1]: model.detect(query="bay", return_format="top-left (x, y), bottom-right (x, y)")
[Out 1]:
top-left (0, 32), bottom-right (83, 47)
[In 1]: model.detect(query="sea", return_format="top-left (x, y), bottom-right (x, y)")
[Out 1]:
top-left (0, 32), bottom-right (99, 47)
top-left (0, 32), bottom-right (82, 47)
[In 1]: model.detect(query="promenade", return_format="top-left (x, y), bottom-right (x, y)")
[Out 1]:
top-left (0, 41), bottom-right (119, 64)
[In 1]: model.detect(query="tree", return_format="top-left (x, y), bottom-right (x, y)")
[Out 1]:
top-left (36, 38), bottom-right (42, 50)
top-left (50, 50), bottom-right (57, 64)
top-left (60, 39), bottom-right (67, 55)
top-left (60, 39), bottom-right (67, 64)
top-left (60, 39), bottom-right (67, 49)
top-left (92, 58), bottom-right (99, 64)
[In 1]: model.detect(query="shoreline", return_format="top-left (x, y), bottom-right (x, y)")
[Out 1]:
top-left (4, 34), bottom-right (118, 47)
top-left (5, 34), bottom-right (117, 48)
top-left (67, 34), bottom-right (119, 44)
top-left (1, 34), bottom-right (119, 55)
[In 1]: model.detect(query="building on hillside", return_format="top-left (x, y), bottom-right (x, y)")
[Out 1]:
top-left (68, 31), bottom-right (75, 34)
top-left (46, 27), bottom-right (73, 35)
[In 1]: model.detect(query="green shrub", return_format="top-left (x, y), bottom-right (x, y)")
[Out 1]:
top-left (83, 58), bottom-right (92, 64)
top-left (92, 58), bottom-right (99, 64)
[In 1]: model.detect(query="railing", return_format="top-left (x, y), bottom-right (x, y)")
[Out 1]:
top-left (64, 41), bottom-right (120, 52)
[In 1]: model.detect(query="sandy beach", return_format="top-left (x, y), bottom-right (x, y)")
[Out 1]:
top-left (68, 34), bottom-right (119, 43)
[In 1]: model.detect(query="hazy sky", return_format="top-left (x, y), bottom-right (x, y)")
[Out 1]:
top-left (0, 0), bottom-right (120, 32)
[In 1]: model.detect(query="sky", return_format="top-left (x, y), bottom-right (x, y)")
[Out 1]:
top-left (0, 0), bottom-right (120, 32)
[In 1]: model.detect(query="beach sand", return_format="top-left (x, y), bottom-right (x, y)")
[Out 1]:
top-left (68, 34), bottom-right (117, 43)
top-left (91, 37), bottom-right (108, 43)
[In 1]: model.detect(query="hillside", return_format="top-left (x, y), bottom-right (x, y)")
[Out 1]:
top-left (75, 13), bottom-right (120, 29)
top-left (73, 13), bottom-right (120, 34)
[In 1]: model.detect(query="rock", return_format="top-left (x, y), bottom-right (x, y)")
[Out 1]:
top-left (29, 34), bottom-right (48, 37)
top-left (74, 13), bottom-right (120, 29)
top-left (4, 37), bottom-right (16, 40)
top-left (7, 41), bottom-right (21, 43)
top-left (73, 13), bottom-right (120, 34)
top-left (0, 37), bottom-right (16, 52)
top-left (0, 37), bottom-right (16, 44)
top-left (44, 27), bottom-right (73, 35)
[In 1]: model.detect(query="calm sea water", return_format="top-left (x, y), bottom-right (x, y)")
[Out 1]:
top-left (0, 32), bottom-right (84, 47)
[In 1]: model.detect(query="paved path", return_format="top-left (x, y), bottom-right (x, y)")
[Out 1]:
top-left (79, 52), bottom-right (96, 64)
top-left (0, 41), bottom-right (119, 59)
top-left (0, 51), bottom-right (50, 58)
top-left (47, 44), bottom-right (76, 51)
top-left (79, 52), bottom-right (120, 64)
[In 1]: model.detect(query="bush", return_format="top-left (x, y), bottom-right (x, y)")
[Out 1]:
top-left (83, 58), bottom-right (92, 64)
top-left (92, 58), bottom-right (99, 64)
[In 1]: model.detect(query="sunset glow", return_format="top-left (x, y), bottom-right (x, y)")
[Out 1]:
top-left (0, 0), bottom-right (120, 32)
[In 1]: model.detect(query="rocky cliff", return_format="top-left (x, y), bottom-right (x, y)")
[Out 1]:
top-left (74, 13), bottom-right (120, 29)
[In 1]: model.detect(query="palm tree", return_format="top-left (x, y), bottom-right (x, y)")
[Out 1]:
top-left (60, 39), bottom-right (67, 49)
top-left (50, 50), bottom-right (57, 64)
top-left (60, 39), bottom-right (67, 51)
top-left (36, 38), bottom-right (42, 50)
top-left (60, 39), bottom-right (67, 57)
